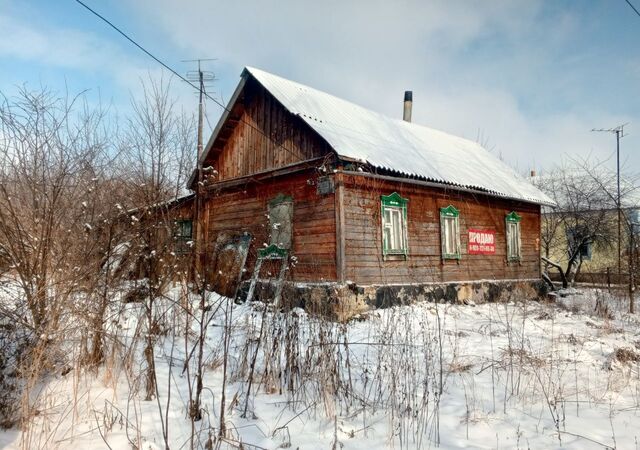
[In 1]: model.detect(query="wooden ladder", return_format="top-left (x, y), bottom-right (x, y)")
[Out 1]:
top-left (246, 244), bottom-right (289, 307)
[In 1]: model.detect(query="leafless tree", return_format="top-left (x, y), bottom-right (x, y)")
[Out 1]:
top-left (0, 86), bottom-right (127, 435)
top-left (0, 86), bottom-right (111, 335)
top-left (115, 75), bottom-right (196, 450)
top-left (533, 159), bottom-right (619, 288)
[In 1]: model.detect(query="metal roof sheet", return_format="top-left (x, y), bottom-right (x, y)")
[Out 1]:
top-left (242, 66), bottom-right (554, 206)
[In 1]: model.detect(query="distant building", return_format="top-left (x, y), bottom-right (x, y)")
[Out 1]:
top-left (533, 170), bottom-right (640, 284)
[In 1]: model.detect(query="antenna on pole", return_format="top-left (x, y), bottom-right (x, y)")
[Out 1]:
top-left (591, 123), bottom-right (629, 293)
top-left (182, 58), bottom-right (216, 161)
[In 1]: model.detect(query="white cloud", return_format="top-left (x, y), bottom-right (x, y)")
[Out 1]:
top-left (3, 1), bottom-right (637, 173)
top-left (0, 14), bottom-right (117, 71)
top-left (0, 11), bottom-right (197, 116)
top-left (124, 0), bottom-right (639, 173)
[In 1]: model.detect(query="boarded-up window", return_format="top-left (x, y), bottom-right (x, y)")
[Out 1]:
top-left (268, 194), bottom-right (293, 250)
top-left (440, 205), bottom-right (461, 259)
top-left (381, 192), bottom-right (408, 256)
top-left (506, 211), bottom-right (521, 261)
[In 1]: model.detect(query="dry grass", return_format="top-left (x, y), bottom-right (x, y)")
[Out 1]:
top-left (614, 347), bottom-right (640, 364)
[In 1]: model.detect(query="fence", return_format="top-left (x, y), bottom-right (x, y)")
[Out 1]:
top-left (548, 268), bottom-right (630, 286)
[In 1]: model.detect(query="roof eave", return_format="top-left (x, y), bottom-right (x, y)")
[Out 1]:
top-left (337, 159), bottom-right (555, 207)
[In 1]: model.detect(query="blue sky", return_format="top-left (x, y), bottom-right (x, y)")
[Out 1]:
top-left (1, 0), bottom-right (639, 174)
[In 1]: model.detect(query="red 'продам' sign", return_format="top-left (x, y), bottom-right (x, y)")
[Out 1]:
top-left (468, 229), bottom-right (496, 255)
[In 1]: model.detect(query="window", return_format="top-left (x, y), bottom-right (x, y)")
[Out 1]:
top-left (174, 220), bottom-right (193, 254)
top-left (268, 194), bottom-right (293, 250)
top-left (566, 225), bottom-right (592, 261)
top-left (381, 192), bottom-right (408, 256)
top-left (440, 205), bottom-right (461, 259)
top-left (505, 211), bottom-right (521, 261)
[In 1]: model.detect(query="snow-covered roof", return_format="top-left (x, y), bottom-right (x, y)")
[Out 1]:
top-left (216, 67), bottom-right (555, 205)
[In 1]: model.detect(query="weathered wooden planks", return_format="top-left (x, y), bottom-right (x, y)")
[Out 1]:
top-left (340, 173), bottom-right (541, 285)
top-left (205, 171), bottom-right (338, 284)
top-left (208, 80), bottom-right (331, 181)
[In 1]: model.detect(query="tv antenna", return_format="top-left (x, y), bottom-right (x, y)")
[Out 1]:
top-left (182, 58), bottom-right (217, 159)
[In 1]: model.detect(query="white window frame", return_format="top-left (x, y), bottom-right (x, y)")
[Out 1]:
top-left (505, 211), bottom-right (522, 261)
top-left (381, 192), bottom-right (408, 257)
top-left (440, 205), bottom-right (461, 259)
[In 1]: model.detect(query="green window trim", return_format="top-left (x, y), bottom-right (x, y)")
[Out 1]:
top-left (506, 211), bottom-right (521, 223)
top-left (505, 211), bottom-right (522, 262)
top-left (440, 204), bottom-right (460, 218)
top-left (258, 243), bottom-right (288, 259)
top-left (173, 219), bottom-right (193, 255)
top-left (174, 220), bottom-right (193, 239)
top-left (381, 192), bottom-right (409, 208)
top-left (440, 205), bottom-right (461, 260)
top-left (381, 192), bottom-right (409, 257)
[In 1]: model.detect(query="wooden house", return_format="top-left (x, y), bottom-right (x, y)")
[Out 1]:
top-left (186, 67), bottom-right (554, 311)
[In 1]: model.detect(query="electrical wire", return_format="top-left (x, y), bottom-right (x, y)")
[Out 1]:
top-left (625, 0), bottom-right (640, 17)
top-left (73, 0), bottom-right (483, 171)
top-left (73, 0), bottom-right (311, 165)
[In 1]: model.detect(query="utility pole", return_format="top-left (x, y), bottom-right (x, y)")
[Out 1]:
top-left (629, 210), bottom-right (639, 314)
top-left (592, 124), bottom-right (627, 281)
top-left (183, 58), bottom-right (216, 423)
top-left (183, 59), bottom-right (215, 280)
top-left (631, 216), bottom-right (636, 313)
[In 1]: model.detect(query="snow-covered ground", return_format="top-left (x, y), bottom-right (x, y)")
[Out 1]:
top-left (1, 287), bottom-right (639, 449)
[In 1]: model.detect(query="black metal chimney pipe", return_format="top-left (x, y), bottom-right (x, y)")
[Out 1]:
top-left (403, 91), bottom-right (413, 122)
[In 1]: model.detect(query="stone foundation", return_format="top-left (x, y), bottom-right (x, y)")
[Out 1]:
top-left (238, 279), bottom-right (549, 321)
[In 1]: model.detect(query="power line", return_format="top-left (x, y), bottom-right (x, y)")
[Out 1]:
top-left (73, 0), bottom-right (307, 166)
top-left (74, 1), bottom-right (207, 102)
top-left (75, 0), bottom-right (477, 168)
top-left (625, 0), bottom-right (640, 17)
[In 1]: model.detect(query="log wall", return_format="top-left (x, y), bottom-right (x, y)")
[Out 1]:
top-left (204, 171), bottom-right (337, 284)
top-left (210, 80), bottom-right (332, 181)
top-left (338, 173), bottom-right (541, 285)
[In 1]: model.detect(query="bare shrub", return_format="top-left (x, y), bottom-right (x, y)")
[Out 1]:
top-left (0, 315), bottom-right (32, 428)
top-left (614, 347), bottom-right (640, 364)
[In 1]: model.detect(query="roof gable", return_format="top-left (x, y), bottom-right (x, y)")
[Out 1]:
top-left (194, 75), bottom-right (332, 186)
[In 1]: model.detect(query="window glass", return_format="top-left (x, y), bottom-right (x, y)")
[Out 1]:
top-left (174, 220), bottom-right (193, 254)
top-left (506, 212), bottom-right (522, 261)
top-left (440, 205), bottom-right (460, 259)
top-left (381, 193), bottom-right (408, 256)
top-left (566, 225), bottom-right (592, 261)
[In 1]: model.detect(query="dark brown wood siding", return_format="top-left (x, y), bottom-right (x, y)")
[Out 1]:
top-left (204, 171), bottom-right (337, 283)
top-left (339, 173), bottom-right (541, 285)
top-left (210, 80), bottom-right (332, 181)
